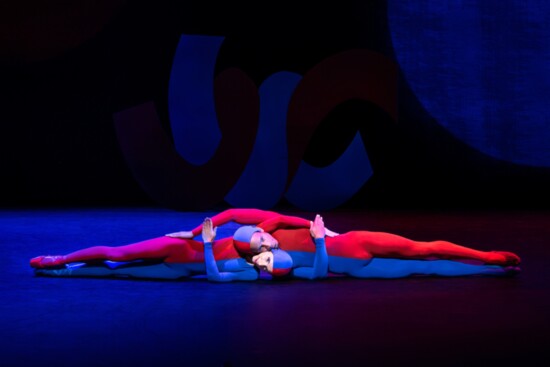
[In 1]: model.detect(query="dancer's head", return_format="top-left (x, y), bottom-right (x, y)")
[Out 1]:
top-left (251, 248), bottom-right (293, 277)
top-left (233, 225), bottom-right (279, 254)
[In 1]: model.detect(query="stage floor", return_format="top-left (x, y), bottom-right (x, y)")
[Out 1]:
top-left (1, 207), bottom-right (549, 367)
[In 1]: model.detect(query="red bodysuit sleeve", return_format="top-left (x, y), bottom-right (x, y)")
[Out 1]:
top-left (190, 208), bottom-right (280, 236)
top-left (257, 215), bottom-right (311, 233)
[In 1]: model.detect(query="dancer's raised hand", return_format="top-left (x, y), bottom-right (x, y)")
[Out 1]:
top-left (202, 217), bottom-right (217, 243)
top-left (309, 214), bottom-right (326, 239)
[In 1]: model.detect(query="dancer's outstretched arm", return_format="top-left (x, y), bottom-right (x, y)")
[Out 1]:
top-left (166, 208), bottom-right (339, 238)
top-left (167, 208), bottom-right (279, 238)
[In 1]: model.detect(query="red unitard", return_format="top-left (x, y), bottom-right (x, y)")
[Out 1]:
top-left (60, 236), bottom-right (238, 264)
top-left (32, 209), bottom-right (519, 281)
top-left (191, 208), bottom-right (520, 266)
top-left (32, 236), bottom-right (259, 281)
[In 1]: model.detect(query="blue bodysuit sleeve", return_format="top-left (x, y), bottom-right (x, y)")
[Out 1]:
top-left (204, 242), bottom-right (258, 282)
top-left (292, 238), bottom-right (328, 280)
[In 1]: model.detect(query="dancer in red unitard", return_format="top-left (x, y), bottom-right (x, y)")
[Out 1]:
top-left (172, 208), bottom-right (520, 279)
top-left (31, 209), bottom-right (520, 281)
top-left (29, 213), bottom-right (323, 281)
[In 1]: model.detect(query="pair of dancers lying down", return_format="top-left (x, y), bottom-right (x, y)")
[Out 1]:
top-left (31, 209), bottom-right (521, 281)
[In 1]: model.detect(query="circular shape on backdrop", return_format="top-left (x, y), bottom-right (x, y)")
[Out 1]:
top-left (388, 1), bottom-right (550, 167)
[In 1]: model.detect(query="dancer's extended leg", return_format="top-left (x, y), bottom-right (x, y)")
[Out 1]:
top-left (349, 258), bottom-right (519, 278)
top-left (30, 236), bottom-right (190, 268)
top-left (35, 262), bottom-right (191, 280)
top-left (339, 231), bottom-right (520, 265)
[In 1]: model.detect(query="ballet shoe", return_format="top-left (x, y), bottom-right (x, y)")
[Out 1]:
top-left (490, 251), bottom-right (521, 266)
top-left (30, 255), bottom-right (65, 269)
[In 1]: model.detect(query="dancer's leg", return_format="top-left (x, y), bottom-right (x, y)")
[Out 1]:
top-left (341, 231), bottom-right (520, 265)
top-left (31, 237), bottom-right (190, 268)
top-left (35, 262), bottom-right (192, 280)
top-left (64, 236), bottom-right (185, 262)
top-left (349, 258), bottom-right (518, 278)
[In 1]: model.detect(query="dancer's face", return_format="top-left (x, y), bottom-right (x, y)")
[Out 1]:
top-left (250, 231), bottom-right (279, 252)
top-left (251, 252), bottom-right (274, 273)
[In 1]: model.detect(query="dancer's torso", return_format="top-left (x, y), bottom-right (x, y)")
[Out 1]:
top-left (271, 229), bottom-right (373, 273)
top-left (145, 237), bottom-right (249, 273)
top-left (159, 237), bottom-right (239, 262)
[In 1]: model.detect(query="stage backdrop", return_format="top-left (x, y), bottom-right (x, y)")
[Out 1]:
top-left (2, 1), bottom-right (549, 210)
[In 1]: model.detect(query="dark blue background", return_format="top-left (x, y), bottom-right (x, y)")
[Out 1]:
top-left (2, 0), bottom-right (549, 210)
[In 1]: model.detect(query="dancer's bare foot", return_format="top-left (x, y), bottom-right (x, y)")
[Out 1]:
top-left (30, 255), bottom-right (66, 269)
top-left (486, 251), bottom-right (521, 266)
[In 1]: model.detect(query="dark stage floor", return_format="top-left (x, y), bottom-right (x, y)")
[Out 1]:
top-left (1, 207), bottom-right (549, 367)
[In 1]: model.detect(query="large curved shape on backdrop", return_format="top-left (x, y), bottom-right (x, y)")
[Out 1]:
top-left (285, 132), bottom-right (373, 211)
top-left (1, 0), bottom-right (126, 63)
top-left (113, 67), bottom-right (259, 210)
top-left (168, 35), bottom-right (224, 165)
top-left (224, 71), bottom-right (302, 209)
top-left (285, 49), bottom-right (398, 188)
top-left (114, 36), bottom-right (398, 211)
